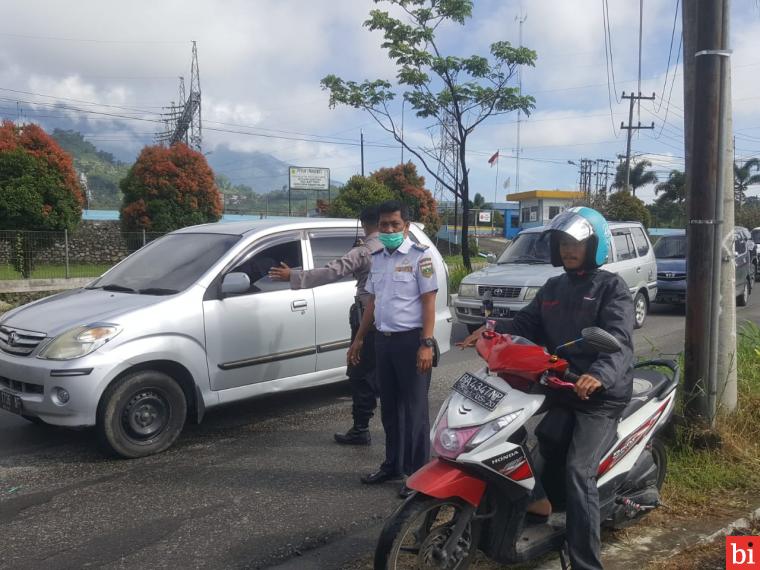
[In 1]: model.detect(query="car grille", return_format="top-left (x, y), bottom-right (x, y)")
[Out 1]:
top-left (657, 272), bottom-right (686, 281)
top-left (0, 325), bottom-right (47, 356)
top-left (0, 376), bottom-right (44, 394)
top-left (478, 285), bottom-right (522, 299)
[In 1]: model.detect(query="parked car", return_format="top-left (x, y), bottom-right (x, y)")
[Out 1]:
top-left (654, 229), bottom-right (752, 306)
top-left (736, 226), bottom-right (756, 281)
top-left (453, 221), bottom-right (657, 331)
top-left (0, 219), bottom-right (452, 458)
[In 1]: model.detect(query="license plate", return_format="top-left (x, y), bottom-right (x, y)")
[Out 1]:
top-left (452, 373), bottom-right (506, 411)
top-left (0, 389), bottom-right (22, 415)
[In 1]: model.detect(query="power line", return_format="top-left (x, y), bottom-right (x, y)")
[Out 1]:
top-left (655, 0), bottom-right (681, 112)
top-left (601, 0), bottom-right (619, 136)
top-left (0, 32), bottom-right (188, 44)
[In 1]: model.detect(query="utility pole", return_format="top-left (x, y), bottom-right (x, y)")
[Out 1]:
top-left (682, 0), bottom-right (736, 424)
top-left (360, 129), bottom-right (365, 176)
top-left (515, 10), bottom-right (527, 194)
top-left (620, 92), bottom-right (656, 195)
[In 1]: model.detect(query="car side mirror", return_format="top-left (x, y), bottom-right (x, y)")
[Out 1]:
top-left (221, 272), bottom-right (251, 296)
top-left (581, 327), bottom-right (621, 353)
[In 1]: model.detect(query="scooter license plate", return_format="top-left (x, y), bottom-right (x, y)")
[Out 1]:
top-left (452, 373), bottom-right (506, 411)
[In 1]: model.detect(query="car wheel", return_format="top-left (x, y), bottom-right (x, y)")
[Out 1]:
top-left (633, 291), bottom-right (648, 329)
top-left (97, 370), bottom-right (187, 459)
top-left (737, 279), bottom-right (750, 307)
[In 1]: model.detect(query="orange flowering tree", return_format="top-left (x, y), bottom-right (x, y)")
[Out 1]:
top-left (120, 143), bottom-right (222, 232)
top-left (371, 163), bottom-right (440, 236)
top-left (0, 120), bottom-right (83, 231)
top-left (0, 121), bottom-right (84, 276)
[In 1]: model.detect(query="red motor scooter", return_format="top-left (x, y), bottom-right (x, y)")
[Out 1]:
top-left (374, 323), bottom-right (678, 569)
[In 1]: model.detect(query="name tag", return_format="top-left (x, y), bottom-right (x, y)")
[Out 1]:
top-left (395, 265), bottom-right (413, 272)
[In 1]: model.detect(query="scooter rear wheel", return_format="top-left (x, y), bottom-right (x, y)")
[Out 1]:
top-left (374, 495), bottom-right (480, 570)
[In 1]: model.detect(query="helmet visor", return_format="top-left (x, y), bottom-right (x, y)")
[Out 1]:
top-left (545, 212), bottom-right (595, 242)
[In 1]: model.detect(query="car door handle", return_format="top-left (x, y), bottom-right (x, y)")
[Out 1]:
top-left (636, 267), bottom-right (641, 273)
top-left (291, 300), bottom-right (308, 311)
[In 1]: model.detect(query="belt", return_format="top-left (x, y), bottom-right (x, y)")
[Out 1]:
top-left (379, 328), bottom-right (421, 337)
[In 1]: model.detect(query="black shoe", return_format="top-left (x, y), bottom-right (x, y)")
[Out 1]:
top-left (334, 426), bottom-right (371, 445)
top-left (361, 469), bottom-right (404, 485)
top-left (398, 484), bottom-right (415, 499)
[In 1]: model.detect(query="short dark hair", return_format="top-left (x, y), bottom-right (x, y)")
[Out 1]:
top-left (359, 205), bottom-right (379, 225)
top-left (377, 200), bottom-right (410, 222)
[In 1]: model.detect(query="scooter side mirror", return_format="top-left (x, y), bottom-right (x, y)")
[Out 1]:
top-left (581, 327), bottom-right (621, 353)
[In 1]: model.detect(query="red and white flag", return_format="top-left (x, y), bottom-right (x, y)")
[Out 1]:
top-left (488, 150), bottom-right (499, 166)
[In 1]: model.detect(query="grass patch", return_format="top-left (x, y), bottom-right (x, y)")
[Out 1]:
top-left (0, 263), bottom-right (111, 280)
top-left (662, 322), bottom-right (760, 510)
top-left (444, 255), bottom-right (488, 294)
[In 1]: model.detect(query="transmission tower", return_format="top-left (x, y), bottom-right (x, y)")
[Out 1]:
top-left (156, 41), bottom-right (202, 151)
top-left (434, 109), bottom-right (459, 248)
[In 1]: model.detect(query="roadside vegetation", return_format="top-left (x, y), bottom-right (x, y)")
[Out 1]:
top-left (662, 322), bottom-right (760, 511)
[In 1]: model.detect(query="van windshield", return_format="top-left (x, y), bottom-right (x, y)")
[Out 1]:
top-left (88, 233), bottom-right (241, 294)
top-left (497, 232), bottom-right (551, 264)
top-left (653, 235), bottom-right (687, 259)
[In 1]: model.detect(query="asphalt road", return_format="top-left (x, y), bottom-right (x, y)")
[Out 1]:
top-left (2, 300), bottom-right (759, 570)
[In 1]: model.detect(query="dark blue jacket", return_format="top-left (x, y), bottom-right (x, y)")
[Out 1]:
top-left (496, 269), bottom-right (635, 407)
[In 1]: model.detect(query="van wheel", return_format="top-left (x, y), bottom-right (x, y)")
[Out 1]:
top-left (97, 370), bottom-right (187, 459)
top-left (633, 292), bottom-right (648, 329)
top-left (737, 279), bottom-right (750, 307)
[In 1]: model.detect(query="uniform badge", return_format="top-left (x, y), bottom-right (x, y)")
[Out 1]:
top-left (419, 257), bottom-right (434, 278)
top-left (395, 262), bottom-right (413, 273)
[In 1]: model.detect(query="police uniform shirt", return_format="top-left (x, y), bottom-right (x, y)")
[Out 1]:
top-left (288, 234), bottom-right (383, 306)
top-left (365, 237), bottom-right (438, 333)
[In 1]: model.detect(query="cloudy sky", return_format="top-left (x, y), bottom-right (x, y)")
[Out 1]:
top-left (2, 0), bottom-right (760, 204)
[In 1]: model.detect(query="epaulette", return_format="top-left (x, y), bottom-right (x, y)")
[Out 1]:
top-left (412, 243), bottom-right (429, 252)
top-left (371, 248), bottom-right (384, 255)
top-left (353, 237), bottom-right (365, 247)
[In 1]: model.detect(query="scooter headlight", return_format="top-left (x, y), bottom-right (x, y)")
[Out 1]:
top-left (432, 413), bottom-right (480, 459)
top-left (467, 409), bottom-right (523, 449)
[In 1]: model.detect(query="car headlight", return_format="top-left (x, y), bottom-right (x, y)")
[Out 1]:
top-left (524, 287), bottom-right (541, 301)
top-left (38, 324), bottom-right (122, 360)
top-left (467, 409), bottom-right (523, 449)
top-left (459, 283), bottom-right (478, 297)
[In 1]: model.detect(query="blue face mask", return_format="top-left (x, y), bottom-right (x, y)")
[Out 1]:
top-left (379, 231), bottom-right (405, 250)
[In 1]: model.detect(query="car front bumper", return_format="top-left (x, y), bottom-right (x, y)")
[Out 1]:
top-left (453, 296), bottom-right (527, 325)
top-left (0, 351), bottom-right (113, 427)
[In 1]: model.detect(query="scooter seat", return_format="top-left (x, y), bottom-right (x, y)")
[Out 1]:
top-left (620, 369), bottom-right (671, 420)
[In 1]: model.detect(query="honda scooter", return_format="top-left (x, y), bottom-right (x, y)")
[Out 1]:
top-left (374, 319), bottom-right (679, 569)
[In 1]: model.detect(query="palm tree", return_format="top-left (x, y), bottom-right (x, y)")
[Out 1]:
top-left (654, 170), bottom-right (686, 204)
top-left (471, 192), bottom-right (487, 209)
top-left (612, 159), bottom-right (658, 197)
top-left (734, 158), bottom-right (760, 208)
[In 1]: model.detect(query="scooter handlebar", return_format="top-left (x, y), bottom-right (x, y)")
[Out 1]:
top-left (563, 370), bottom-right (580, 383)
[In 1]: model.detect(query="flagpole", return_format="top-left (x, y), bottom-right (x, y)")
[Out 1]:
top-left (494, 150), bottom-right (499, 205)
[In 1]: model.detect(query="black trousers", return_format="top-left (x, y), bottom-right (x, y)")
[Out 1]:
top-left (375, 329), bottom-right (431, 476)
top-left (346, 307), bottom-right (378, 428)
top-left (530, 403), bottom-right (620, 570)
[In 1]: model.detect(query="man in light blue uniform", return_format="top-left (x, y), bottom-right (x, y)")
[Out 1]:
top-left (349, 200), bottom-right (438, 497)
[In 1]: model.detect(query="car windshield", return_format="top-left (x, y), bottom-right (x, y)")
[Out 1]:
top-left (88, 233), bottom-right (241, 294)
top-left (497, 232), bottom-right (551, 264)
top-left (653, 235), bottom-right (687, 259)
top-left (752, 230), bottom-right (760, 243)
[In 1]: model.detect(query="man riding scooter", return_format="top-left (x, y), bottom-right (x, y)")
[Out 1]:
top-left (459, 207), bottom-right (634, 570)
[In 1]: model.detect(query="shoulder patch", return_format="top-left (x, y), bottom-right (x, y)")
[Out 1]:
top-left (412, 243), bottom-right (429, 252)
top-left (418, 256), bottom-right (435, 278)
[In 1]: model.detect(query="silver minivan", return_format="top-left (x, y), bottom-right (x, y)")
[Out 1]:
top-left (0, 219), bottom-right (452, 457)
top-left (454, 221), bottom-right (657, 331)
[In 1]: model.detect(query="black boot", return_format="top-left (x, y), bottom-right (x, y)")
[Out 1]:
top-left (334, 426), bottom-right (371, 445)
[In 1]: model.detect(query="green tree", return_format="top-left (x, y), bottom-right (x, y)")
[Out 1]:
top-left (654, 169), bottom-right (686, 205)
top-left (320, 0), bottom-right (535, 270)
top-left (471, 192), bottom-right (486, 209)
top-left (327, 175), bottom-right (396, 218)
top-left (120, 144), bottom-right (222, 232)
top-left (612, 159), bottom-right (658, 197)
top-left (604, 189), bottom-right (651, 227)
top-left (734, 158), bottom-right (760, 209)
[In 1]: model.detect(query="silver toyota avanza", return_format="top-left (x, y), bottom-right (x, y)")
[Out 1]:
top-left (0, 219), bottom-right (452, 457)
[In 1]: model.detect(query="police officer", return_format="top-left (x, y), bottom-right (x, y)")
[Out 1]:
top-left (269, 206), bottom-right (382, 445)
top-left (348, 200), bottom-right (438, 498)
